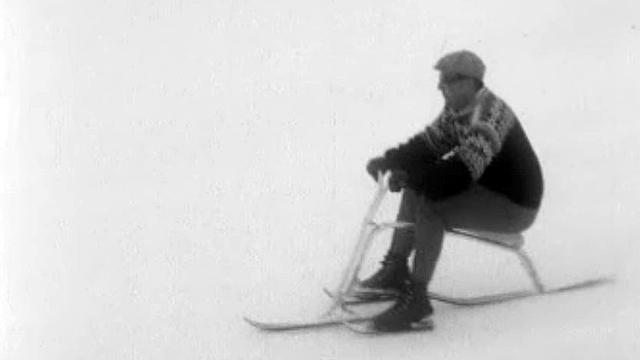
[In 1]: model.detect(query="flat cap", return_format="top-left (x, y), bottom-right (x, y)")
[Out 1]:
top-left (434, 50), bottom-right (486, 81)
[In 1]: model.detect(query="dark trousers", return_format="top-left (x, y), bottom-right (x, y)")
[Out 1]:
top-left (389, 186), bottom-right (539, 285)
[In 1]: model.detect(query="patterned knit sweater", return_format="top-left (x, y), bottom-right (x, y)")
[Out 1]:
top-left (383, 88), bottom-right (543, 209)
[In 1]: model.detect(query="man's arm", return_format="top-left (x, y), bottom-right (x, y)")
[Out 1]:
top-left (382, 115), bottom-right (452, 171)
top-left (404, 94), bottom-right (517, 200)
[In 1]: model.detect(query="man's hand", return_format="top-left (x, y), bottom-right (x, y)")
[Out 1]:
top-left (389, 170), bottom-right (409, 192)
top-left (366, 157), bottom-right (388, 181)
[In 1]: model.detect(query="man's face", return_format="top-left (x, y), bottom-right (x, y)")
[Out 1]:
top-left (438, 73), bottom-right (477, 110)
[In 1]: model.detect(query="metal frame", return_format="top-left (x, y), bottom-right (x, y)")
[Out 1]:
top-left (447, 228), bottom-right (545, 293)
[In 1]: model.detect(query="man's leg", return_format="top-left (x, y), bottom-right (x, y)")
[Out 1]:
top-left (431, 186), bottom-right (538, 234)
top-left (359, 189), bottom-right (422, 290)
top-left (387, 189), bottom-right (421, 258)
top-left (369, 191), bottom-right (440, 330)
top-left (370, 186), bottom-right (538, 331)
top-left (413, 185), bottom-right (539, 286)
top-left (411, 201), bottom-right (446, 284)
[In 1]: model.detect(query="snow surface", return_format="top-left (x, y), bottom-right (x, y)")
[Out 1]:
top-left (1, 1), bottom-right (639, 359)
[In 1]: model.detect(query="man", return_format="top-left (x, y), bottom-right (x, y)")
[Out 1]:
top-left (362, 50), bottom-right (544, 331)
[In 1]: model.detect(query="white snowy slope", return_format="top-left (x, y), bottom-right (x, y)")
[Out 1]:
top-left (1, 1), bottom-right (639, 359)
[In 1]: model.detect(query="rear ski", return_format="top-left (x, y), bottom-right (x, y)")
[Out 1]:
top-left (325, 278), bottom-right (612, 306)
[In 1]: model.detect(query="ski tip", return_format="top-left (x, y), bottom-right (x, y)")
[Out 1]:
top-left (555, 276), bottom-right (616, 292)
top-left (579, 277), bottom-right (613, 289)
top-left (244, 316), bottom-right (275, 330)
top-left (590, 276), bottom-right (616, 286)
top-left (323, 287), bottom-right (334, 298)
top-left (243, 316), bottom-right (260, 327)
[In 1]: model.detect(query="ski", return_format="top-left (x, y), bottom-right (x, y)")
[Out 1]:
top-left (244, 314), bottom-right (376, 332)
top-left (428, 277), bottom-right (612, 306)
top-left (345, 317), bottom-right (435, 334)
top-left (322, 288), bottom-right (396, 305)
top-left (326, 277), bottom-right (612, 307)
top-left (246, 279), bottom-right (610, 333)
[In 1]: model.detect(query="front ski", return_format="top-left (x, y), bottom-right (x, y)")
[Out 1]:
top-left (322, 288), bottom-right (396, 305)
top-left (244, 314), bottom-right (375, 331)
top-left (345, 317), bottom-right (435, 334)
top-left (326, 277), bottom-right (611, 307)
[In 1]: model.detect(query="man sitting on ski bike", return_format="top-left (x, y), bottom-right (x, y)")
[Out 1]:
top-left (363, 50), bottom-right (544, 332)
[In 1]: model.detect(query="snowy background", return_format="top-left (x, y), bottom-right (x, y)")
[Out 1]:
top-left (1, 0), bottom-right (639, 359)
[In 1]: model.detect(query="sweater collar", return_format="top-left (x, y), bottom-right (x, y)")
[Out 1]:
top-left (443, 87), bottom-right (488, 118)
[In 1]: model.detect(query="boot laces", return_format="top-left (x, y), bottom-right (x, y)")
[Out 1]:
top-left (387, 282), bottom-right (415, 314)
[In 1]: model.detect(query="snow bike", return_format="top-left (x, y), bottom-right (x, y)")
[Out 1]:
top-left (245, 171), bottom-right (612, 333)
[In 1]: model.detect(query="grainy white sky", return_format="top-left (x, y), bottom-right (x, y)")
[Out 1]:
top-left (1, 1), bottom-right (639, 359)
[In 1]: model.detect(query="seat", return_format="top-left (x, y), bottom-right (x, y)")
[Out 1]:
top-left (448, 228), bottom-right (525, 250)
